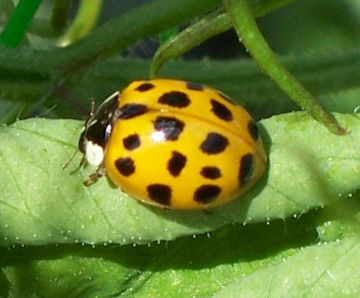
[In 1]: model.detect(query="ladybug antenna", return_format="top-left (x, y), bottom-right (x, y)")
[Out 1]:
top-left (62, 148), bottom-right (79, 170)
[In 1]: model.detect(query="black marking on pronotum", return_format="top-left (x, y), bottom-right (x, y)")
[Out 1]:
top-left (79, 92), bottom-right (119, 152)
top-left (167, 151), bottom-right (187, 177)
top-left (147, 184), bottom-right (172, 206)
top-left (135, 82), bottom-right (155, 92)
top-left (186, 81), bottom-right (204, 91)
top-left (118, 104), bottom-right (148, 119)
top-left (200, 166), bottom-right (221, 180)
top-left (115, 157), bottom-right (135, 176)
top-left (158, 91), bottom-right (191, 108)
top-left (200, 132), bottom-right (229, 154)
top-left (194, 185), bottom-right (221, 204)
top-left (153, 116), bottom-right (185, 141)
top-left (210, 99), bottom-right (233, 122)
top-left (239, 153), bottom-right (254, 186)
top-left (123, 134), bottom-right (141, 151)
top-left (248, 120), bottom-right (259, 141)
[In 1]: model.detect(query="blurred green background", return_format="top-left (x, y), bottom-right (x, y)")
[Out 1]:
top-left (1, 0), bottom-right (360, 124)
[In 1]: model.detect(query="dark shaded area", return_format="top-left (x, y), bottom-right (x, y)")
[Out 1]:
top-left (0, 211), bottom-right (320, 296)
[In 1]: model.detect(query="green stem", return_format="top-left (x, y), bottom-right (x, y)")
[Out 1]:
top-left (224, 0), bottom-right (346, 135)
top-left (0, 0), bottom-right (42, 47)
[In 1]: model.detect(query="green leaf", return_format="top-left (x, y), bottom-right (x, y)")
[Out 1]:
top-left (213, 237), bottom-right (360, 297)
top-left (0, 112), bottom-right (359, 246)
top-left (316, 194), bottom-right (360, 242)
top-left (2, 212), bottom-right (318, 297)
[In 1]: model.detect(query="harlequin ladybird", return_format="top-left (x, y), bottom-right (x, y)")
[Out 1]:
top-left (78, 79), bottom-right (266, 210)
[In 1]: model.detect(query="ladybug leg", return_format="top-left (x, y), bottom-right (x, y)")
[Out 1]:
top-left (79, 155), bottom-right (87, 167)
top-left (83, 165), bottom-right (106, 186)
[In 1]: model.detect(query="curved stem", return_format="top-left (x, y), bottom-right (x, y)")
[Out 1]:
top-left (224, 0), bottom-right (346, 135)
top-left (58, 0), bottom-right (102, 46)
top-left (150, 10), bottom-right (230, 78)
top-left (150, 0), bottom-right (294, 77)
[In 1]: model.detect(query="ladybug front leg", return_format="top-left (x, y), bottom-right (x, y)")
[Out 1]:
top-left (83, 165), bottom-right (106, 186)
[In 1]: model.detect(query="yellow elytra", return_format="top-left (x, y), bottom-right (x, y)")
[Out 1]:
top-left (79, 79), bottom-right (267, 210)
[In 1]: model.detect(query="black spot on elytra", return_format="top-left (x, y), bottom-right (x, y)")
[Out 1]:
top-left (186, 81), bottom-right (204, 91)
top-left (194, 185), bottom-right (221, 204)
top-left (200, 132), bottom-right (229, 154)
top-left (135, 82), bottom-right (155, 92)
top-left (216, 91), bottom-right (236, 105)
top-left (118, 104), bottom-right (148, 119)
top-left (248, 120), bottom-right (259, 141)
top-left (210, 99), bottom-right (233, 122)
top-left (158, 91), bottom-right (190, 108)
top-left (239, 153), bottom-right (254, 186)
top-left (153, 116), bottom-right (185, 141)
top-left (167, 151), bottom-right (187, 177)
top-left (200, 166), bottom-right (221, 179)
top-left (115, 157), bottom-right (135, 176)
top-left (147, 184), bottom-right (171, 206)
top-left (123, 134), bottom-right (140, 151)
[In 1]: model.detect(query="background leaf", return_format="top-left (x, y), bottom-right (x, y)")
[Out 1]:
top-left (0, 112), bottom-right (358, 246)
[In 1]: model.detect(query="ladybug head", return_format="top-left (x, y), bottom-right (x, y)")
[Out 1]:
top-left (79, 91), bottom-right (120, 166)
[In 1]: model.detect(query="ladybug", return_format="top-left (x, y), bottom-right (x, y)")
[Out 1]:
top-left (78, 79), bottom-right (266, 210)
